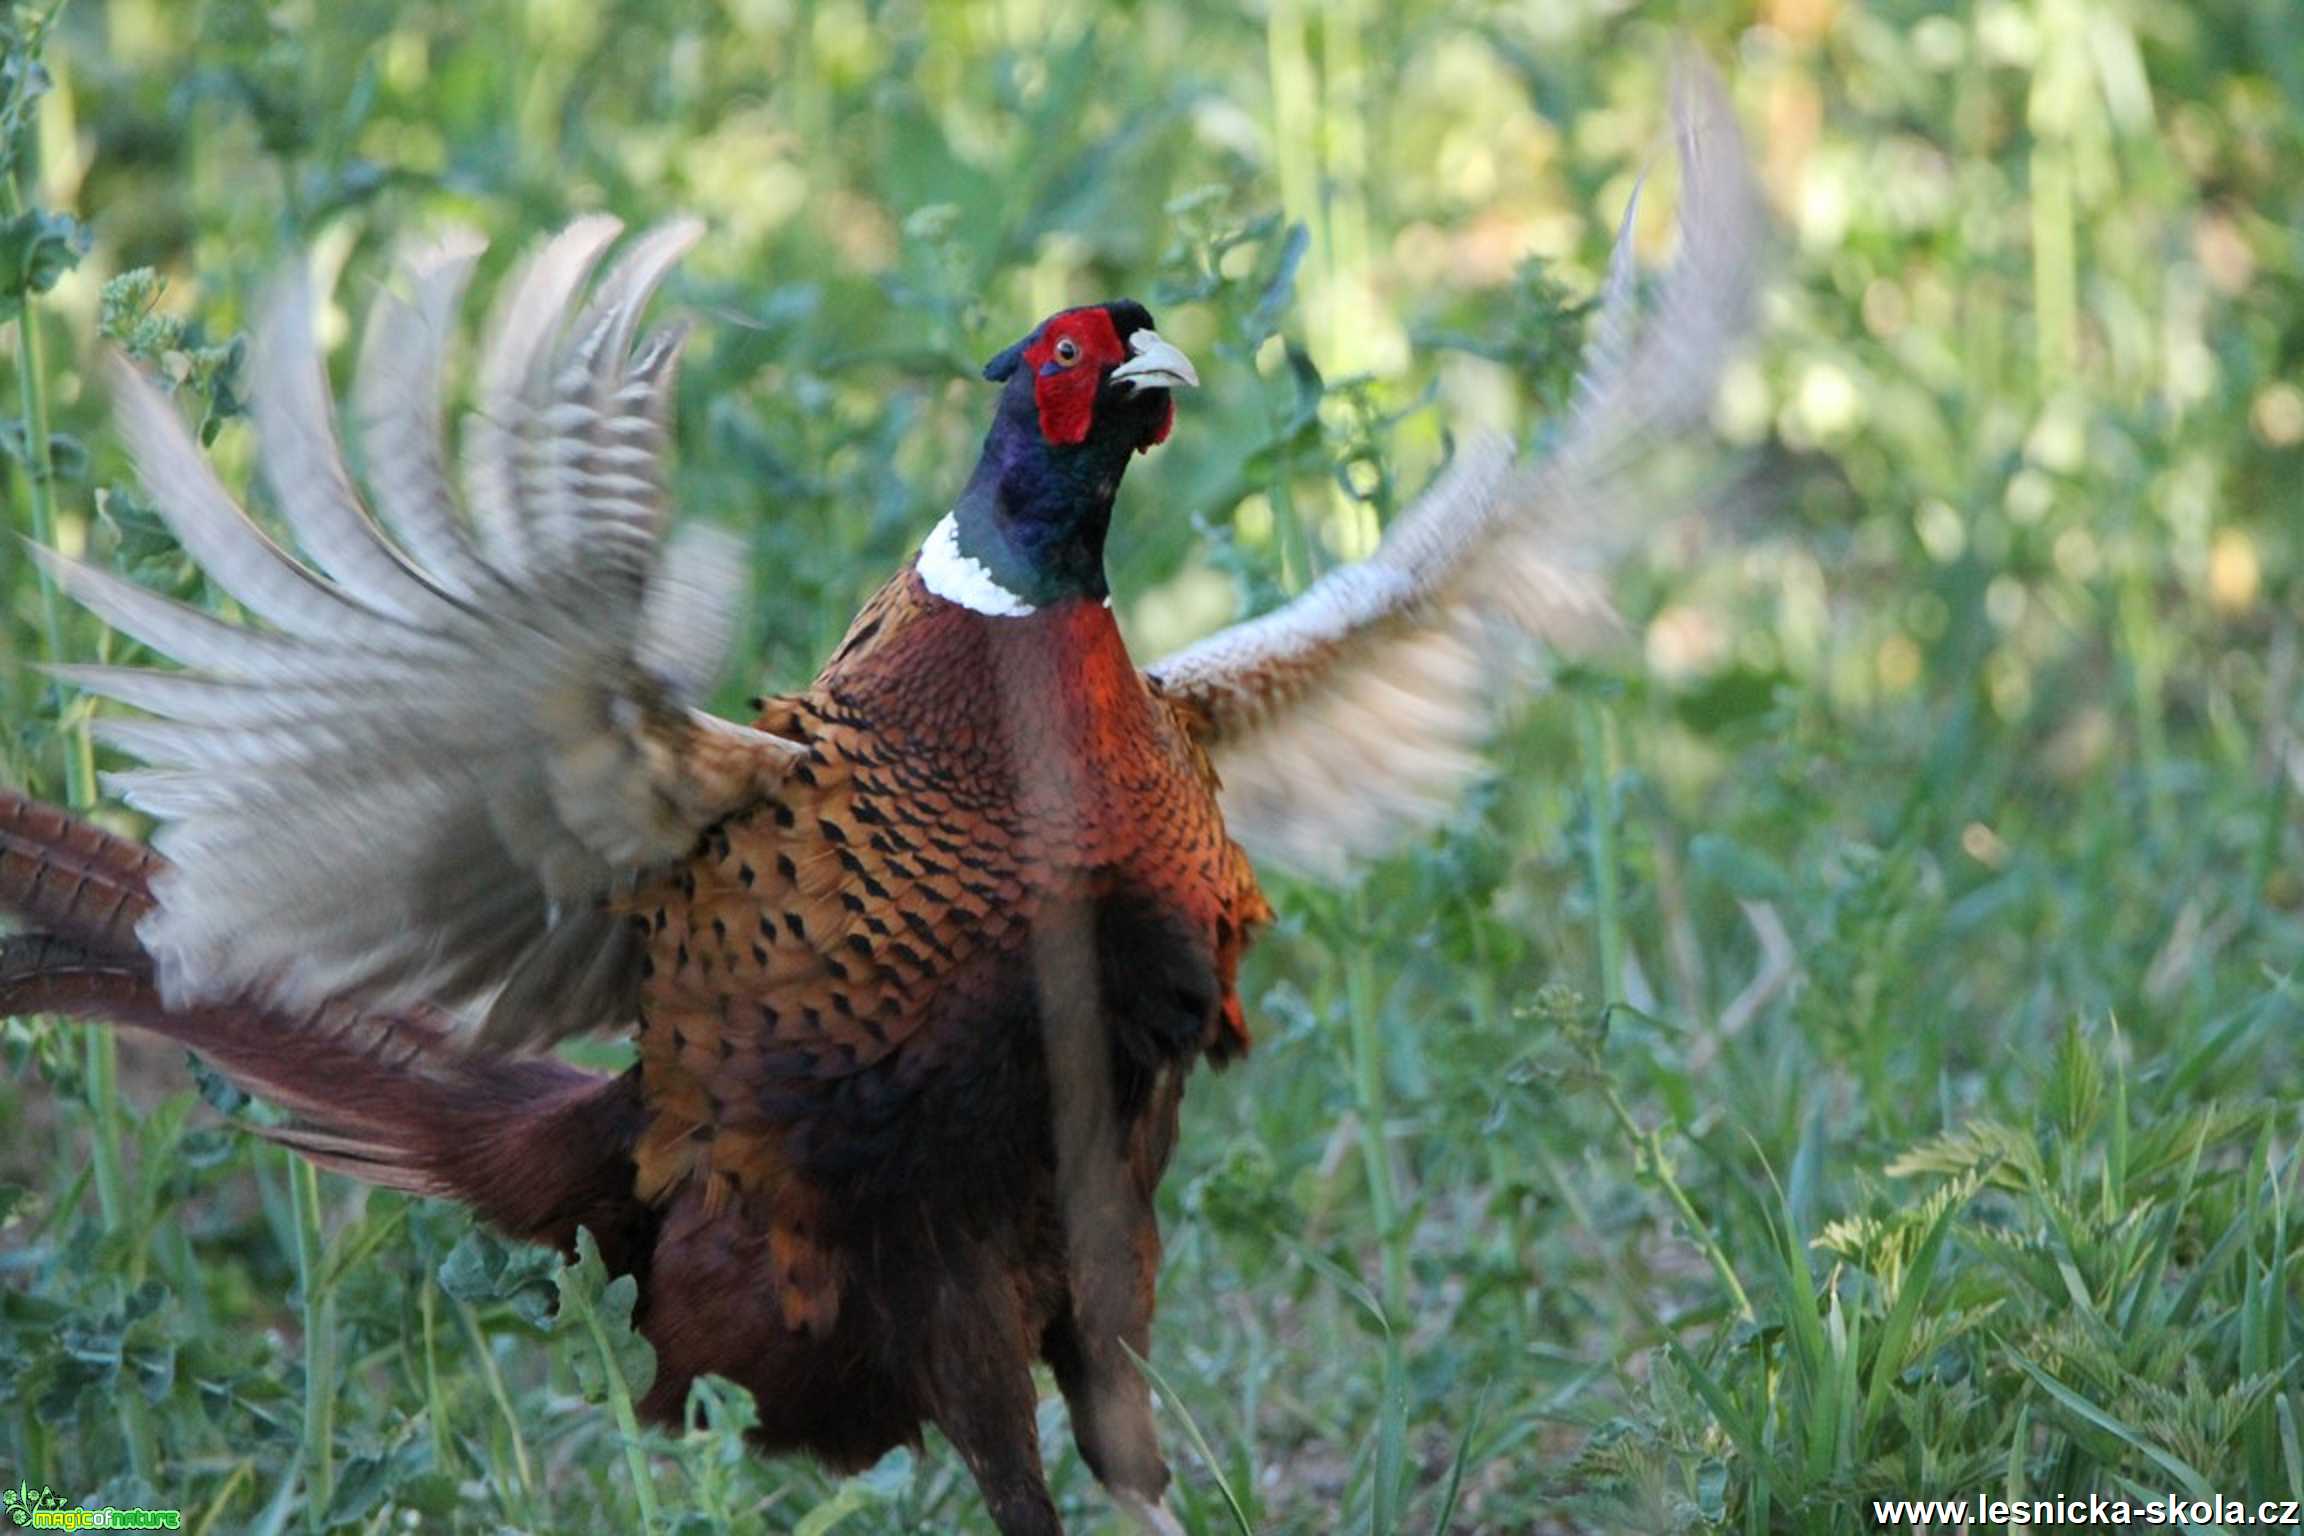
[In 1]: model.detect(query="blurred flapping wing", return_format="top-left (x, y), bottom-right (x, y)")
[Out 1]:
top-left (1146, 62), bottom-right (1764, 879)
top-left (46, 218), bottom-right (802, 1048)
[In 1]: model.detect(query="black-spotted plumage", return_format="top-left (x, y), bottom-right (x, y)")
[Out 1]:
top-left (0, 61), bottom-right (1759, 1536)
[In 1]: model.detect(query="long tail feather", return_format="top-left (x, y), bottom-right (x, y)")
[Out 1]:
top-left (0, 789), bottom-right (160, 954)
top-left (0, 795), bottom-right (651, 1257)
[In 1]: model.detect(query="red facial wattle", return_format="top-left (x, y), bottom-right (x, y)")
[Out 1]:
top-left (1144, 397), bottom-right (1174, 450)
top-left (1023, 307), bottom-right (1127, 446)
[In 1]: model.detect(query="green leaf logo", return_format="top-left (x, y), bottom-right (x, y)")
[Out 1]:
top-left (1, 1483), bottom-right (68, 1525)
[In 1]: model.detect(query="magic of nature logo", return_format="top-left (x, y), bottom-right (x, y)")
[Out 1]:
top-left (1, 1482), bottom-right (182, 1530)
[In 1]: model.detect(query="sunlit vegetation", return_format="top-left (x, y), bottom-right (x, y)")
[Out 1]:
top-left (2, 0), bottom-right (2300, 1530)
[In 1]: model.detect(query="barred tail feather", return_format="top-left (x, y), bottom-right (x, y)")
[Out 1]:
top-left (0, 795), bottom-right (650, 1258)
top-left (0, 789), bottom-right (161, 955)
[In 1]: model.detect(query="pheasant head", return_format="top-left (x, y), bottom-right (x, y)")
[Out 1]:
top-left (923, 301), bottom-right (1197, 615)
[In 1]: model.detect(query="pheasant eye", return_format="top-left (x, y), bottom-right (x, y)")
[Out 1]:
top-left (1053, 336), bottom-right (1081, 366)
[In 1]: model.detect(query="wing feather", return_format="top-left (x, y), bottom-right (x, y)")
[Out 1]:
top-left (1148, 60), bottom-right (1763, 877)
top-left (351, 229), bottom-right (498, 600)
top-left (527, 218), bottom-right (702, 601)
top-left (57, 219), bottom-right (800, 1047)
top-left (250, 268), bottom-right (466, 624)
top-left (107, 362), bottom-right (428, 646)
top-left (461, 215), bottom-right (622, 577)
top-left (34, 548), bottom-right (431, 682)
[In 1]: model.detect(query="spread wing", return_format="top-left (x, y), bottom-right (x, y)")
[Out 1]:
top-left (46, 217), bottom-right (802, 1047)
top-left (1146, 61), bottom-right (1764, 878)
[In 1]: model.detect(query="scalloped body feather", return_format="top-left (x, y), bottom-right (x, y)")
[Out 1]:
top-left (626, 567), bottom-right (1266, 1491)
top-left (2, 57), bottom-right (1762, 1536)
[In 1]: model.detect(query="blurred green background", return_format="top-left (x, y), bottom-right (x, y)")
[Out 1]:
top-left (2, 0), bottom-right (2301, 1531)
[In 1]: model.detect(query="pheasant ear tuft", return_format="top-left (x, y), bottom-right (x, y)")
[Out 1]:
top-left (981, 333), bottom-right (1031, 383)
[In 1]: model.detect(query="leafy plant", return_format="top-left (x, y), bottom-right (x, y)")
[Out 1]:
top-left (2, 0), bottom-right (2300, 1532)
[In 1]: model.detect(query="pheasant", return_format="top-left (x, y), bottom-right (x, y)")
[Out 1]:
top-left (0, 65), bottom-right (1758, 1535)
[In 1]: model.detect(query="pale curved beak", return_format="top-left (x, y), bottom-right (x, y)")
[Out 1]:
top-left (1110, 330), bottom-right (1199, 393)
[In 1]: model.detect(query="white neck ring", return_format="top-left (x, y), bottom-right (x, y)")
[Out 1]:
top-left (917, 510), bottom-right (1039, 617)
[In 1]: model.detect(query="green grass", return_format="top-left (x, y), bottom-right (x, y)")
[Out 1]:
top-left (3, 0), bottom-right (2302, 1531)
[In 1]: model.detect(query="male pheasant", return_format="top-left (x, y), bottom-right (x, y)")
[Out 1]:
top-left (0, 67), bottom-right (1758, 1535)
